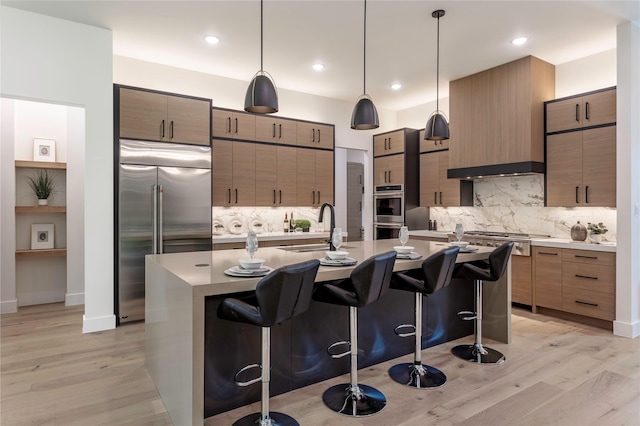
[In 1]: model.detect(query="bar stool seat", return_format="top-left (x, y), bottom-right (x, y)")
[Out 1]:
top-left (217, 259), bottom-right (320, 426)
top-left (451, 242), bottom-right (513, 365)
top-left (389, 247), bottom-right (459, 388)
top-left (312, 251), bottom-right (397, 417)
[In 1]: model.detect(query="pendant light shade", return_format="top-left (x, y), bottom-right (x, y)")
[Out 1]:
top-left (351, 0), bottom-right (379, 130)
top-left (245, 0), bottom-right (278, 114)
top-left (424, 9), bottom-right (449, 141)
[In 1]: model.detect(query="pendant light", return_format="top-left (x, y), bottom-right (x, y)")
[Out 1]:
top-left (244, 0), bottom-right (278, 114)
top-left (351, 0), bottom-right (379, 130)
top-left (424, 9), bottom-right (450, 140)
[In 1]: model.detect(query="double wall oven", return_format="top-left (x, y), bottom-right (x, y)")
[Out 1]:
top-left (374, 184), bottom-right (405, 239)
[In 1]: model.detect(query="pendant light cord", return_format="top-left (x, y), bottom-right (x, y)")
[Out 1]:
top-left (260, 0), bottom-right (264, 72)
top-left (435, 12), bottom-right (440, 112)
top-left (363, 0), bottom-right (367, 95)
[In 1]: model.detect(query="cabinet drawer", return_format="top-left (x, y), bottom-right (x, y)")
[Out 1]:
top-left (562, 262), bottom-right (615, 294)
top-left (562, 286), bottom-right (615, 321)
top-left (562, 249), bottom-right (615, 266)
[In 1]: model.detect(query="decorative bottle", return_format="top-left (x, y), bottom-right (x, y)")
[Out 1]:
top-left (570, 221), bottom-right (587, 241)
top-left (284, 213), bottom-right (289, 233)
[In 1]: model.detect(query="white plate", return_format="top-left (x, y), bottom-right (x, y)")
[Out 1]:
top-left (224, 266), bottom-right (272, 277)
top-left (458, 247), bottom-right (479, 253)
top-left (319, 257), bottom-right (357, 267)
top-left (396, 252), bottom-right (422, 260)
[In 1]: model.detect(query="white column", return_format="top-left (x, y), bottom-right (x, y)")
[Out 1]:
top-left (614, 21), bottom-right (640, 338)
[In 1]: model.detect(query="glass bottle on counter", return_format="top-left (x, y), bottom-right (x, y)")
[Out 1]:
top-left (284, 213), bottom-right (289, 232)
top-left (290, 212), bottom-right (294, 231)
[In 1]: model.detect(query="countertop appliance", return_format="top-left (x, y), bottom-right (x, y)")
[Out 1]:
top-left (117, 140), bottom-right (212, 323)
top-left (446, 231), bottom-right (550, 256)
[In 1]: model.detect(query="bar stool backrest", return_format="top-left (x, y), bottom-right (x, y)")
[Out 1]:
top-left (486, 242), bottom-right (514, 281)
top-left (256, 259), bottom-right (321, 326)
top-left (350, 251), bottom-right (397, 307)
top-left (422, 247), bottom-right (460, 294)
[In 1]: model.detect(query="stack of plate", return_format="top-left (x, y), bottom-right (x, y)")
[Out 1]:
top-left (224, 265), bottom-right (272, 277)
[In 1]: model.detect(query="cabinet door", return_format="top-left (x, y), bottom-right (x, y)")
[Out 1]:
top-left (582, 126), bottom-right (616, 207)
top-left (386, 154), bottom-right (405, 184)
top-left (314, 124), bottom-right (334, 150)
top-left (120, 88), bottom-right (167, 141)
top-left (232, 143), bottom-right (255, 206)
top-left (374, 130), bottom-right (405, 157)
top-left (212, 110), bottom-right (256, 140)
top-left (255, 116), bottom-right (278, 143)
top-left (546, 132), bottom-right (583, 207)
top-left (419, 153), bottom-right (439, 207)
top-left (546, 97), bottom-right (584, 133)
top-left (297, 122), bottom-right (334, 150)
top-left (438, 151), bottom-right (461, 207)
top-left (315, 150), bottom-right (334, 205)
top-left (373, 157), bottom-right (388, 186)
top-left (167, 96), bottom-right (211, 145)
top-left (296, 149), bottom-right (316, 206)
top-left (533, 247), bottom-right (563, 310)
top-left (419, 129), bottom-right (449, 153)
top-left (511, 255), bottom-right (532, 305)
top-left (255, 144), bottom-right (277, 206)
top-left (212, 109), bottom-right (233, 138)
top-left (277, 146), bottom-right (297, 205)
top-left (255, 116), bottom-right (296, 145)
top-left (373, 134), bottom-right (388, 157)
top-left (582, 89), bottom-right (616, 128)
top-left (212, 140), bottom-right (233, 206)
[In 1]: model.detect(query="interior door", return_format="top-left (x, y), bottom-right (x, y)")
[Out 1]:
top-left (347, 162), bottom-right (364, 241)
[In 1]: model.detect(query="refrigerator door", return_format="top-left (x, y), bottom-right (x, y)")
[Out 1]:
top-left (158, 166), bottom-right (212, 253)
top-left (119, 164), bottom-right (158, 323)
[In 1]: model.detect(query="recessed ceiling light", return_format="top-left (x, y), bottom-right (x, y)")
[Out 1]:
top-left (511, 37), bottom-right (528, 46)
top-left (391, 83), bottom-right (402, 90)
top-left (204, 35), bottom-right (220, 45)
top-left (312, 63), bottom-right (325, 71)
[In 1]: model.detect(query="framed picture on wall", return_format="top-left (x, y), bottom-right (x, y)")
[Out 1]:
top-left (31, 223), bottom-right (55, 250)
top-left (33, 138), bottom-right (56, 162)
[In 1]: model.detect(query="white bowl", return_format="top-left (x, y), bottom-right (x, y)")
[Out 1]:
top-left (326, 251), bottom-right (348, 260)
top-left (393, 246), bottom-right (414, 254)
top-left (450, 241), bottom-right (469, 248)
top-left (239, 258), bottom-right (265, 270)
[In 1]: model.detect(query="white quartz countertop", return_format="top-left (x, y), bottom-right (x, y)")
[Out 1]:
top-left (408, 230), bottom-right (450, 239)
top-left (212, 231), bottom-right (333, 244)
top-left (531, 238), bottom-right (616, 252)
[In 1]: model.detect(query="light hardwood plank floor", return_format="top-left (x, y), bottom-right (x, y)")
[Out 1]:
top-left (1, 303), bottom-right (639, 425)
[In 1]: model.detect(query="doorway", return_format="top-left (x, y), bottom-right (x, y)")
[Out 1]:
top-left (346, 162), bottom-right (364, 241)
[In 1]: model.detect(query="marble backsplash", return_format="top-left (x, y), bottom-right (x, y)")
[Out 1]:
top-left (430, 175), bottom-right (617, 241)
top-left (212, 206), bottom-right (324, 235)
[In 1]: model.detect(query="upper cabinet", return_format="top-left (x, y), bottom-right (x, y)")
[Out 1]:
top-left (448, 56), bottom-right (555, 178)
top-left (255, 116), bottom-right (297, 145)
top-left (297, 122), bottom-right (334, 150)
top-left (546, 88), bottom-right (616, 133)
top-left (212, 109), bottom-right (256, 140)
top-left (118, 86), bottom-right (211, 145)
top-left (373, 129), bottom-right (405, 157)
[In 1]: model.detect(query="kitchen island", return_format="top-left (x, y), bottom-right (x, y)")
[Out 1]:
top-left (145, 239), bottom-right (508, 425)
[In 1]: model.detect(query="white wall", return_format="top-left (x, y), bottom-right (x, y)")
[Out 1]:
top-left (0, 99), bottom-right (17, 313)
top-left (1, 6), bottom-right (113, 332)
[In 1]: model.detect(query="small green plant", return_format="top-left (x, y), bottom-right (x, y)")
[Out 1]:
top-left (294, 219), bottom-right (311, 229)
top-left (587, 222), bottom-right (608, 235)
top-left (27, 169), bottom-right (55, 200)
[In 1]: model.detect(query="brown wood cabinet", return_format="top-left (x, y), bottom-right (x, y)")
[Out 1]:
top-left (374, 154), bottom-right (405, 185)
top-left (296, 149), bottom-right (334, 206)
top-left (212, 140), bottom-right (255, 206)
top-left (546, 88), bottom-right (616, 133)
top-left (448, 56), bottom-right (555, 177)
top-left (373, 130), bottom-right (405, 156)
top-left (255, 145), bottom-right (297, 206)
top-left (212, 109), bottom-right (256, 140)
top-left (511, 256), bottom-right (533, 306)
top-left (546, 126), bottom-right (616, 207)
top-left (255, 116), bottom-right (297, 145)
top-left (119, 87), bottom-right (211, 145)
top-left (534, 247), bottom-right (615, 321)
top-left (297, 122), bottom-right (334, 150)
top-left (419, 129), bottom-right (449, 153)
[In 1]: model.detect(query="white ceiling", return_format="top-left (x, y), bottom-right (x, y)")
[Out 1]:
top-left (4, 1), bottom-right (639, 111)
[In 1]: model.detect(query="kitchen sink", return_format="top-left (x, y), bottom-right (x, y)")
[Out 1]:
top-left (277, 244), bottom-right (354, 253)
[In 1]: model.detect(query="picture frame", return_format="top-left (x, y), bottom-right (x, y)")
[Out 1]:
top-left (33, 138), bottom-right (56, 162)
top-left (31, 223), bottom-right (55, 250)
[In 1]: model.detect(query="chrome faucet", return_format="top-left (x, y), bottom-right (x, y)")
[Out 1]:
top-left (318, 203), bottom-right (336, 251)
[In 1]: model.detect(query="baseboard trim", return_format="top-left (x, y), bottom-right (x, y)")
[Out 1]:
top-left (0, 299), bottom-right (18, 314)
top-left (65, 292), bottom-right (85, 306)
top-left (83, 313), bottom-right (116, 333)
top-left (613, 319), bottom-right (640, 338)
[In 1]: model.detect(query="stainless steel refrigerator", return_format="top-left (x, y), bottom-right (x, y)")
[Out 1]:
top-left (117, 140), bottom-right (212, 323)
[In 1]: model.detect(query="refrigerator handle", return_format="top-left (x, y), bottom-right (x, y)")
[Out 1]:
top-left (152, 184), bottom-right (159, 254)
top-left (158, 185), bottom-right (164, 254)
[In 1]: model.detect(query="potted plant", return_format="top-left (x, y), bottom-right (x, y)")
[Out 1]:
top-left (294, 219), bottom-right (311, 232)
top-left (587, 222), bottom-right (608, 243)
top-left (27, 169), bottom-right (55, 206)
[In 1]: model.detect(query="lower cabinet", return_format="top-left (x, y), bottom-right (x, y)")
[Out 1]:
top-left (511, 256), bottom-right (532, 306)
top-left (533, 247), bottom-right (615, 321)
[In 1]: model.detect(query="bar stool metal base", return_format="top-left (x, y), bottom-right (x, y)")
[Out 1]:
top-left (389, 362), bottom-right (447, 388)
top-left (322, 383), bottom-right (386, 417)
top-left (232, 411), bottom-right (299, 426)
top-left (451, 344), bottom-right (505, 365)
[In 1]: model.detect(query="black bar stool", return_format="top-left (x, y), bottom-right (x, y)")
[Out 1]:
top-left (388, 246), bottom-right (460, 388)
top-left (312, 251), bottom-right (397, 417)
top-left (217, 259), bottom-right (320, 426)
top-left (451, 241), bottom-right (514, 365)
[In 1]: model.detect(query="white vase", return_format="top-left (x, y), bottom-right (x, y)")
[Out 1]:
top-left (590, 233), bottom-right (602, 244)
top-left (38, 198), bottom-right (48, 206)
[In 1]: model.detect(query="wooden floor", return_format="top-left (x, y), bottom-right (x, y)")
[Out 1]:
top-left (1, 304), bottom-right (639, 426)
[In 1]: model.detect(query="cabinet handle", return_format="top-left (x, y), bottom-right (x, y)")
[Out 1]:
top-left (585, 186), bottom-right (589, 203)
top-left (575, 274), bottom-right (598, 280)
top-left (279, 123), bottom-right (282, 138)
top-left (575, 104), bottom-right (580, 122)
top-left (227, 117), bottom-right (232, 133)
top-left (575, 255), bottom-right (598, 260)
top-left (317, 129), bottom-right (321, 143)
top-left (576, 186), bottom-right (579, 204)
top-left (161, 119), bottom-right (165, 138)
top-left (538, 251), bottom-right (558, 256)
top-left (235, 189), bottom-right (238, 204)
top-left (273, 190), bottom-right (276, 204)
top-left (434, 192), bottom-right (437, 204)
top-left (575, 300), bottom-right (598, 307)
top-left (235, 118), bottom-right (238, 134)
top-left (388, 138), bottom-right (391, 150)
top-left (312, 190), bottom-right (315, 205)
top-left (388, 171), bottom-right (391, 181)
top-left (272, 123), bottom-right (276, 138)
top-left (585, 102), bottom-right (590, 120)
top-left (312, 129), bottom-right (316, 143)
top-left (439, 192), bottom-right (443, 205)
top-left (359, 201), bottom-right (362, 212)
top-left (170, 121), bottom-right (174, 139)
top-left (384, 171), bottom-right (388, 182)
top-left (279, 190), bottom-right (282, 204)
top-left (227, 188), bottom-right (231, 204)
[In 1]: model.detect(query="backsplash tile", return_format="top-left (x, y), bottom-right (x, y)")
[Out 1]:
top-left (212, 206), bottom-right (323, 236)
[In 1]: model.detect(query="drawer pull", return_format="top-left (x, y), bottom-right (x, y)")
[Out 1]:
top-left (539, 251), bottom-right (558, 256)
top-left (575, 300), bottom-right (598, 307)
top-left (575, 255), bottom-right (598, 260)
top-left (575, 274), bottom-right (598, 280)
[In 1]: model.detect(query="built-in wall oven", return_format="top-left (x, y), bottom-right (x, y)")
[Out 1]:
top-left (374, 184), bottom-right (404, 239)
